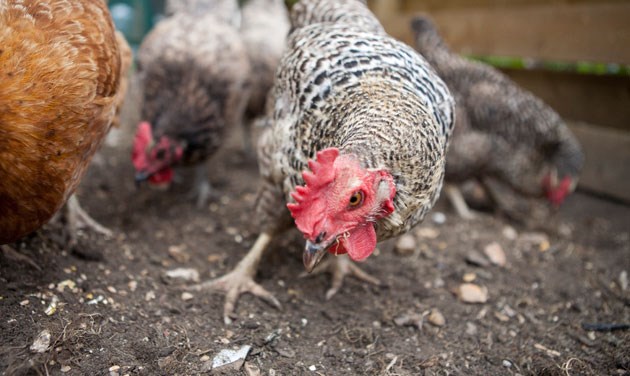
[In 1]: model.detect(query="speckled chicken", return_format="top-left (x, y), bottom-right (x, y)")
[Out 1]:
top-left (132, 0), bottom-right (250, 207)
top-left (411, 16), bottom-right (584, 219)
top-left (191, 0), bottom-right (455, 324)
top-left (240, 0), bottom-right (289, 121)
top-left (0, 0), bottom-right (130, 251)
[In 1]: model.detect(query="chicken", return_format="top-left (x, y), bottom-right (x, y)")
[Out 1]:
top-left (191, 0), bottom-right (455, 324)
top-left (132, 0), bottom-right (251, 208)
top-left (239, 0), bottom-right (289, 151)
top-left (0, 0), bottom-right (128, 248)
top-left (165, 0), bottom-right (240, 25)
top-left (411, 16), bottom-right (584, 220)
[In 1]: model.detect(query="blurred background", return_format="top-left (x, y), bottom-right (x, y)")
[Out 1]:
top-left (108, 0), bottom-right (630, 204)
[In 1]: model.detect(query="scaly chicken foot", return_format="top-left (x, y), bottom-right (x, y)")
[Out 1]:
top-left (300, 254), bottom-right (381, 300)
top-left (65, 194), bottom-right (113, 246)
top-left (188, 232), bottom-right (281, 324)
top-left (188, 164), bottom-right (216, 209)
top-left (445, 183), bottom-right (476, 220)
top-left (1, 245), bottom-right (42, 271)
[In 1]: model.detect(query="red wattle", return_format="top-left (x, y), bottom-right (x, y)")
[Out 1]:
top-left (328, 224), bottom-right (377, 262)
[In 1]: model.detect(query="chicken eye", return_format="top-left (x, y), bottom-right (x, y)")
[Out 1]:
top-left (155, 149), bottom-right (166, 160)
top-left (349, 191), bottom-right (364, 207)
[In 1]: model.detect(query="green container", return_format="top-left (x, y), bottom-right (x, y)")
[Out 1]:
top-left (109, 0), bottom-right (164, 47)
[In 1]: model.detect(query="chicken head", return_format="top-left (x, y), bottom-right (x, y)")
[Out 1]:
top-left (132, 121), bottom-right (184, 187)
top-left (288, 148), bottom-right (396, 272)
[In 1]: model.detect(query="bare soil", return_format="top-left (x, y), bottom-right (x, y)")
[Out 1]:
top-left (1, 78), bottom-right (628, 376)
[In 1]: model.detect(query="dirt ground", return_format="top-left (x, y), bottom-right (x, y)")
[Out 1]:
top-left (1, 78), bottom-right (629, 376)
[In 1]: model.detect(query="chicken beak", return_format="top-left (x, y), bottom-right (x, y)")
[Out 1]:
top-left (134, 171), bottom-right (150, 187)
top-left (303, 240), bottom-right (329, 273)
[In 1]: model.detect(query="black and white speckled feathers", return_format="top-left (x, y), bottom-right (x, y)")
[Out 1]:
top-left (412, 16), bottom-right (583, 195)
top-left (255, 0), bottom-right (455, 240)
top-left (289, 0), bottom-right (384, 35)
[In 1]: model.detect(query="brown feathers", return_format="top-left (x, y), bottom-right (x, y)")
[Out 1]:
top-left (0, 0), bottom-right (126, 243)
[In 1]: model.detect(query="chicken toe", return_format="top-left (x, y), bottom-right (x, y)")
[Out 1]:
top-left (1, 245), bottom-right (41, 271)
top-left (188, 232), bottom-right (280, 324)
top-left (300, 254), bottom-right (381, 300)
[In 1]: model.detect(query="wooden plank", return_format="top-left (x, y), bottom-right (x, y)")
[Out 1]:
top-left (371, 1), bottom-right (630, 64)
top-left (568, 122), bottom-right (630, 203)
top-left (503, 69), bottom-right (630, 132)
top-left (397, 0), bottom-right (630, 11)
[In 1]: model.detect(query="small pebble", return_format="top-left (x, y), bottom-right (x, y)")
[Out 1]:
top-left (394, 234), bottom-right (416, 256)
top-left (465, 322), bottom-right (478, 336)
top-left (60, 365), bottom-right (71, 373)
top-left (164, 268), bottom-right (200, 282)
top-left (168, 244), bottom-right (190, 263)
top-left (502, 226), bottom-right (517, 240)
top-left (494, 311), bottom-right (510, 322)
top-left (502, 360), bottom-right (512, 368)
top-left (427, 309), bottom-right (445, 327)
top-left (109, 365), bottom-right (120, 372)
top-left (431, 212), bottom-right (446, 225)
top-left (308, 365), bottom-right (316, 371)
top-left (145, 291), bottom-right (156, 301)
top-left (416, 227), bottom-right (439, 239)
top-left (463, 273), bottom-right (476, 282)
top-left (456, 283), bottom-right (489, 304)
top-left (128, 280), bottom-right (138, 292)
top-left (200, 355), bottom-right (210, 362)
top-left (483, 242), bottom-right (506, 266)
top-left (181, 292), bottom-right (194, 301)
top-left (20, 299), bottom-right (30, 306)
top-left (465, 250), bottom-right (490, 267)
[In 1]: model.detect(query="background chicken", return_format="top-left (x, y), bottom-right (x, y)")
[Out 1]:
top-left (132, 0), bottom-right (251, 208)
top-left (0, 0), bottom-right (129, 253)
top-left (239, 0), bottom-right (289, 151)
top-left (411, 16), bottom-right (584, 220)
top-left (191, 0), bottom-right (455, 324)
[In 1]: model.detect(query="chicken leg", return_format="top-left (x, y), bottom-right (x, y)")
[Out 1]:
top-left (300, 254), bottom-right (381, 300)
top-left (65, 194), bottom-right (113, 246)
top-left (189, 232), bottom-right (281, 324)
top-left (445, 183), bottom-right (476, 220)
top-left (188, 163), bottom-right (215, 209)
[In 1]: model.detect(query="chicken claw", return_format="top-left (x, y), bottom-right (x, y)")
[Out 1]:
top-left (300, 254), bottom-right (381, 300)
top-left (65, 194), bottom-right (113, 243)
top-left (188, 232), bottom-right (280, 324)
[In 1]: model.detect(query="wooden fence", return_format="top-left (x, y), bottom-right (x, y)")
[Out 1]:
top-left (367, 0), bottom-right (630, 202)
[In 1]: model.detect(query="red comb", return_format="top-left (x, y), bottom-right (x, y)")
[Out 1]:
top-left (287, 147), bottom-right (339, 222)
top-left (132, 121), bottom-right (152, 170)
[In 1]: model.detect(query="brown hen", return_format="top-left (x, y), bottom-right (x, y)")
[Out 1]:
top-left (0, 0), bottom-right (129, 248)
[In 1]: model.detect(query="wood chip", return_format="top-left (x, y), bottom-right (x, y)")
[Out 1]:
top-left (483, 242), bottom-right (506, 266)
top-left (456, 283), bottom-right (489, 304)
top-left (534, 343), bottom-right (561, 357)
